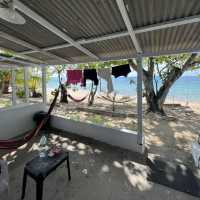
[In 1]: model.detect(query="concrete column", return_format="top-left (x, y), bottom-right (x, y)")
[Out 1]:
top-left (11, 69), bottom-right (17, 106)
top-left (42, 66), bottom-right (47, 104)
top-left (24, 67), bottom-right (29, 102)
top-left (136, 55), bottom-right (144, 146)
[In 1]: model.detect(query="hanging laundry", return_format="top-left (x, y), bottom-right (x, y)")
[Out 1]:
top-left (97, 68), bottom-right (114, 93)
top-left (112, 64), bottom-right (131, 78)
top-left (83, 69), bottom-right (99, 86)
top-left (66, 70), bottom-right (83, 85)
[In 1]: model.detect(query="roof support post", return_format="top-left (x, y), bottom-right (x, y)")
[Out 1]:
top-left (42, 66), bottom-right (47, 104)
top-left (24, 67), bottom-right (29, 103)
top-left (136, 54), bottom-right (144, 151)
top-left (11, 69), bottom-right (17, 106)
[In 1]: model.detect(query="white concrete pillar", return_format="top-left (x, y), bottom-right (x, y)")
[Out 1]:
top-left (42, 66), bottom-right (47, 104)
top-left (11, 69), bottom-right (17, 106)
top-left (24, 67), bottom-right (29, 102)
top-left (136, 55), bottom-right (144, 146)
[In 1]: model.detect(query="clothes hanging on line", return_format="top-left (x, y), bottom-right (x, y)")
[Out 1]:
top-left (83, 69), bottom-right (99, 86)
top-left (112, 64), bottom-right (131, 78)
top-left (97, 68), bottom-right (114, 93)
top-left (66, 70), bottom-right (83, 85)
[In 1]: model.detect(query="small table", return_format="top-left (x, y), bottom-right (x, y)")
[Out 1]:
top-left (21, 152), bottom-right (71, 200)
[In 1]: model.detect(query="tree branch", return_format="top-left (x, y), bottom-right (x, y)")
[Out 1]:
top-left (182, 53), bottom-right (198, 71)
top-left (157, 53), bottom-right (198, 104)
top-left (149, 57), bottom-right (154, 75)
top-left (128, 59), bottom-right (138, 71)
top-left (128, 59), bottom-right (148, 76)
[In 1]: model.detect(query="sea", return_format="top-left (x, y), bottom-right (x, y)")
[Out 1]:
top-left (47, 75), bottom-right (200, 103)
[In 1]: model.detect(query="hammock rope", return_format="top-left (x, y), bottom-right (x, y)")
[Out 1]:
top-left (0, 88), bottom-right (60, 149)
top-left (99, 95), bottom-right (134, 104)
top-left (67, 93), bottom-right (88, 103)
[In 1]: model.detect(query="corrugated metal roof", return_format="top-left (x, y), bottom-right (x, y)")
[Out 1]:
top-left (0, 60), bottom-right (24, 66)
top-left (0, 55), bottom-right (42, 67)
top-left (48, 36), bottom-right (136, 62)
top-left (49, 46), bottom-right (95, 63)
top-left (83, 36), bottom-right (136, 59)
top-left (0, 0), bottom-right (199, 65)
top-left (20, 0), bottom-right (127, 40)
top-left (27, 52), bottom-right (57, 62)
top-left (0, 12), bottom-right (66, 48)
top-left (125, 0), bottom-right (200, 27)
top-left (138, 23), bottom-right (200, 54)
top-left (0, 36), bottom-right (29, 52)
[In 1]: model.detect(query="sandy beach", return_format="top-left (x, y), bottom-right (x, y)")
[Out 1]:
top-left (0, 88), bottom-right (199, 168)
top-left (46, 88), bottom-right (200, 168)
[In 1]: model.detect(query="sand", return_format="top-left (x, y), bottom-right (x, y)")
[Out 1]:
top-left (0, 88), bottom-right (199, 168)
top-left (47, 89), bottom-right (200, 168)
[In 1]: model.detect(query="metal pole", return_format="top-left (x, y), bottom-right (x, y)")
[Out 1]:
top-left (11, 69), bottom-right (17, 106)
top-left (136, 54), bottom-right (144, 146)
top-left (42, 66), bottom-right (47, 104)
top-left (24, 67), bottom-right (29, 102)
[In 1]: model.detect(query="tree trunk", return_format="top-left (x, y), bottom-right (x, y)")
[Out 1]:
top-left (142, 71), bottom-right (165, 115)
top-left (60, 84), bottom-right (68, 103)
top-left (145, 93), bottom-right (165, 115)
top-left (143, 67), bottom-right (183, 115)
top-left (2, 80), bottom-right (10, 94)
top-left (88, 82), bottom-right (97, 106)
top-left (129, 54), bottom-right (198, 115)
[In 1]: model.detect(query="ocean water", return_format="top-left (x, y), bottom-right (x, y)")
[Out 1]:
top-left (47, 76), bottom-right (200, 103)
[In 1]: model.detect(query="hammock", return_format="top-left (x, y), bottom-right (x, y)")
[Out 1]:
top-left (99, 95), bottom-right (134, 104)
top-left (0, 88), bottom-right (60, 149)
top-left (67, 92), bottom-right (88, 103)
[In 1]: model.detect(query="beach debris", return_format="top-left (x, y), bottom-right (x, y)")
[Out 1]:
top-left (82, 169), bottom-right (89, 177)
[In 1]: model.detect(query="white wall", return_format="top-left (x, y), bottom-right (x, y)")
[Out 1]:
top-left (51, 116), bottom-right (143, 153)
top-left (0, 103), bottom-right (47, 139)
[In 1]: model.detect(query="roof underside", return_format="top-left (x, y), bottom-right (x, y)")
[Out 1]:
top-left (0, 0), bottom-right (200, 67)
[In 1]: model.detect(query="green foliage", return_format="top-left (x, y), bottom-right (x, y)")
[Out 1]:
top-left (53, 64), bottom-right (67, 74)
top-left (16, 68), bottom-right (24, 86)
top-left (153, 54), bottom-right (191, 69)
top-left (144, 54), bottom-right (200, 82)
top-left (29, 75), bottom-right (41, 92)
top-left (16, 89), bottom-right (25, 98)
top-left (0, 50), bottom-right (13, 58)
top-left (78, 60), bottom-right (128, 69)
top-left (87, 114), bottom-right (105, 124)
top-left (50, 64), bottom-right (67, 84)
top-left (0, 70), bottom-right (11, 82)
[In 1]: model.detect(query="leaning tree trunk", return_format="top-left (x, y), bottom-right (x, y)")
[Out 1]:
top-left (60, 84), bottom-right (68, 103)
top-left (143, 67), bottom-right (183, 115)
top-left (129, 53), bottom-right (198, 115)
top-left (88, 82), bottom-right (97, 106)
top-left (142, 71), bottom-right (165, 114)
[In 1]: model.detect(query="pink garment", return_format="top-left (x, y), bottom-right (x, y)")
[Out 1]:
top-left (66, 70), bottom-right (83, 85)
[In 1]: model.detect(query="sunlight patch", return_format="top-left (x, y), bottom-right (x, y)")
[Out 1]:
top-left (123, 161), bottom-right (152, 191)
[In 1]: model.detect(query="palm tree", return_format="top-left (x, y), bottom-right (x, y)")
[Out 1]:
top-left (0, 71), bottom-right (11, 94)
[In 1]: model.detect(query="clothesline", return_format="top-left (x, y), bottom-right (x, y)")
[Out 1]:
top-left (66, 64), bottom-right (131, 73)
top-left (66, 64), bottom-right (131, 94)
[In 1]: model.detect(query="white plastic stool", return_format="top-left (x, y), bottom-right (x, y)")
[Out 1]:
top-left (192, 142), bottom-right (200, 168)
top-left (0, 160), bottom-right (9, 200)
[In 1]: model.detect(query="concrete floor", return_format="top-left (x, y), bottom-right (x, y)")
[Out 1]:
top-left (1, 130), bottom-right (198, 200)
